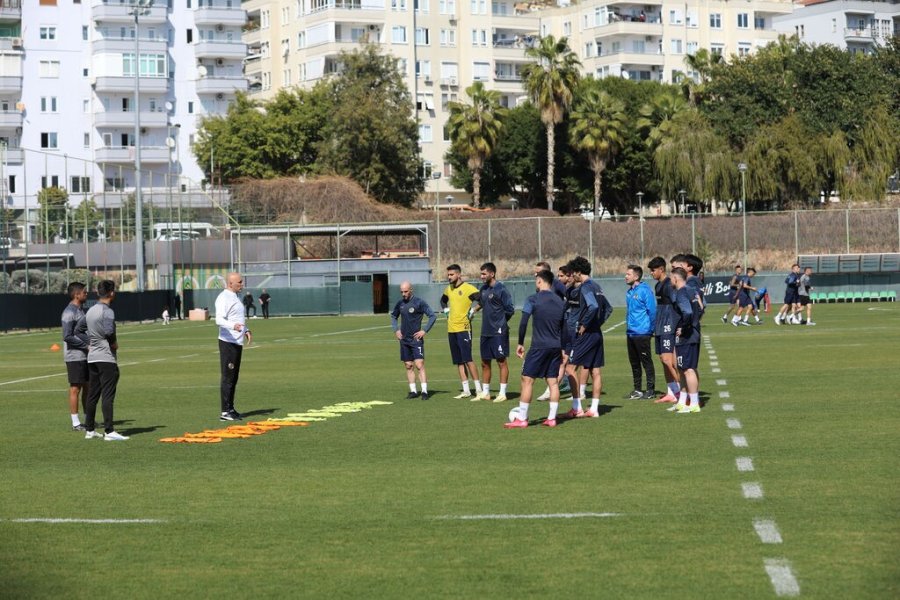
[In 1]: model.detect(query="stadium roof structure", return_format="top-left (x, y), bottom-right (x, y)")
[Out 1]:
top-left (229, 223), bottom-right (430, 259)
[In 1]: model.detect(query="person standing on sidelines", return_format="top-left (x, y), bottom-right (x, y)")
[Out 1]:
top-left (173, 292), bottom-right (182, 320)
top-left (669, 267), bottom-right (702, 414)
top-left (469, 262), bottom-right (515, 402)
top-left (565, 256), bottom-right (613, 419)
top-left (216, 272), bottom-right (251, 421)
top-left (648, 257), bottom-right (680, 404)
top-left (258, 289), bottom-right (271, 319)
top-left (440, 265), bottom-right (482, 399)
top-left (83, 280), bottom-right (128, 440)
top-left (391, 281), bottom-right (437, 400)
top-left (505, 270), bottom-right (567, 429)
top-left (61, 282), bottom-right (90, 431)
top-left (775, 264), bottom-right (801, 325)
top-left (242, 290), bottom-right (256, 318)
top-left (624, 265), bottom-right (657, 400)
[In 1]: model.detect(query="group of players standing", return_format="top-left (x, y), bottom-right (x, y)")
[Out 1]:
top-left (721, 264), bottom-right (816, 327)
top-left (390, 253), bottom-right (708, 428)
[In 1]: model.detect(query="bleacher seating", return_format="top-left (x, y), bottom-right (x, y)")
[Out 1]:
top-left (799, 253), bottom-right (898, 303)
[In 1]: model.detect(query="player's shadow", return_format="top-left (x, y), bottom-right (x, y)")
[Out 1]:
top-left (554, 403), bottom-right (621, 426)
top-left (242, 408), bottom-right (279, 417)
top-left (119, 424), bottom-right (166, 436)
top-left (698, 392), bottom-right (712, 408)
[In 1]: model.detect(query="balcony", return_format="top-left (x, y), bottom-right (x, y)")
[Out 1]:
top-left (593, 20), bottom-right (663, 38)
top-left (194, 39), bottom-right (248, 59)
top-left (92, 37), bottom-right (168, 55)
top-left (95, 145), bottom-right (169, 164)
top-left (0, 0), bottom-right (21, 19)
top-left (0, 76), bottom-right (22, 93)
top-left (4, 147), bottom-right (23, 164)
top-left (94, 110), bottom-right (167, 128)
top-left (844, 27), bottom-right (876, 42)
top-left (594, 49), bottom-right (664, 67)
top-left (0, 110), bottom-right (22, 128)
top-left (91, 1), bottom-right (168, 24)
top-left (195, 76), bottom-right (248, 94)
top-left (194, 6), bottom-right (248, 27)
top-left (93, 76), bottom-right (169, 93)
top-left (490, 14), bottom-right (540, 31)
top-left (305, 0), bottom-right (386, 17)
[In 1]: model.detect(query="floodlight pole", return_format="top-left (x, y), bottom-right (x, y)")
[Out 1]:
top-left (738, 162), bottom-right (748, 268)
top-left (636, 191), bottom-right (644, 263)
top-left (130, 0), bottom-right (153, 291)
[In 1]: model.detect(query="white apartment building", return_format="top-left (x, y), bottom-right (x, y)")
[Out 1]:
top-left (2, 0), bottom-right (247, 241)
top-left (243, 0), bottom-right (793, 199)
top-left (773, 0), bottom-right (899, 54)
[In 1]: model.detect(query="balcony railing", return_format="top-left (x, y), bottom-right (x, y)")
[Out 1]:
top-left (844, 27), bottom-right (875, 39)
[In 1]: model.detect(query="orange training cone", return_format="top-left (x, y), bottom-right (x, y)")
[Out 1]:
top-left (50, 343), bottom-right (61, 351)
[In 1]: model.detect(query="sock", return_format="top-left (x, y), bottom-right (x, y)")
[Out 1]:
top-left (590, 397), bottom-right (600, 413)
top-left (754, 315), bottom-right (761, 322)
top-left (499, 383), bottom-right (508, 396)
top-left (679, 390), bottom-right (687, 404)
top-left (668, 382), bottom-right (680, 396)
top-left (571, 397), bottom-right (582, 411)
top-left (548, 401), bottom-right (559, 420)
top-left (742, 315), bottom-right (749, 322)
top-left (732, 316), bottom-right (740, 324)
top-left (518, 402), bottom-right (529, 421)
top-left (421, 383), bottom-right (428, 394)
top-left (462, 380), bottom-right (470, 394)
top-left (689, 392), bottom-right (699, 408)
top-left (483, 385), bottom-right (491, 396)
top-left (474, 380), bottom-right (482, 394)
top-left (409, 383), bottom-right (417, 393)
top-left (579, 384), bottom-right (587, 399)
top-left (70, 413), bottom-right (80, 426)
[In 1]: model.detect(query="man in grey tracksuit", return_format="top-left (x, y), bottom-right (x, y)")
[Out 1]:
top-left (61, 282), bottom-right (90, 430)
top-left (84, 280), bottom-right (129, 441)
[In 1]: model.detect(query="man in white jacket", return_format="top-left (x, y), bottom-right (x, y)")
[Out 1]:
top-left (215, 272), bottom-right (252, 421)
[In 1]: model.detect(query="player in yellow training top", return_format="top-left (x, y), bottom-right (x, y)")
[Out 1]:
top-left (440, 264), bottom-right (482, 399)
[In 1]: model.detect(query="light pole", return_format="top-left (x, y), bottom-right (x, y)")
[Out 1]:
top-left (738, 162), bottom-right (748, 268)
top-left (678, 189), bottom-right (686, 216)
top-left (636, 191), bottom-right (644, 262)
top-left (432, 171), bottom-right (441, 278)
top-left (130, 0), bottom-right (153, 291)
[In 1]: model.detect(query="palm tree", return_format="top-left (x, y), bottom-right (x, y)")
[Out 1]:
top-left (569, 89), bottom-right (628, 217)
top-left (677, 48), bottom-right (724, 106)
top-left (522, 35), bottom-right (581, 212)
top-left (636, 89), bottom-right (687, 150)
top-left (446, 82), bottom-right (507, 207)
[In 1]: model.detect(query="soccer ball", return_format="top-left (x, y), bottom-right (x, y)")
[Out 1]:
top-left (508, 407), bottom-right (521, 422)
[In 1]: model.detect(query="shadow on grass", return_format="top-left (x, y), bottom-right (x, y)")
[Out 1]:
top-left (242, 408), bottom-right (279, 417)
top-left (699, 392), bottom-right (712, 408)
top-left (531, 403), bottom-right (622, 427)
top-left (119, 424), bottom-right (166, 437)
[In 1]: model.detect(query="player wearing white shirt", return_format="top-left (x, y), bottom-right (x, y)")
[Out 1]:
top-left (215, 272), bottom-right (251, 421)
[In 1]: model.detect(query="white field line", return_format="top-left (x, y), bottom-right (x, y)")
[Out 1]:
top-left (753, 519), bottom-right (783, 544)
top-left (736, 457), bottom-right (754, 472)
top-left (603, 320), bottom-right (626, 334)
top-left (732, 435), bottom-right (748, 447)
top-left (6, 518), bottom-right (165, 524)
top-left (709, 361), bottom-right (719, 367)
top-left (0, 372), bottom-right (67, 387)
top-left (742, 482), bottom-right (764, 499)
top-left (310, 325), bottom-right (392, 337)
top-left (716, 379), bottom-right (728, 386)
top-left (722, 404), bottom-right (735, 412)
top-left (726, 418), bottom-right (742, 430)
top-left (719, 391), bottom-right (731, 398)
top-left (764, 559), bottom-right (801, 597)
top-left (436, 512), bottom-right (622, 521)
top-left (711, 368), bottom-right (722, 373)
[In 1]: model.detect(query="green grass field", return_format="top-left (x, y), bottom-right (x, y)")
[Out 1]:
top-left (1, 304), bottom-right (898, 599)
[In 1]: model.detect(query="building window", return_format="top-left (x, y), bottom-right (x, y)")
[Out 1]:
top-left (686, 41), bottom-right (698, 55)
top-left (39, 60), bottom-right (61, 78)
top-left (283, 68), bottom-right (291, 85)
top-left (416, 60), bottom-right (432, 79)
top-left (41, 175), bottom-right (61, 189)
top-left (737, 42), bottom-right (751, 57)
top-left (40, 27), bottom-right (57, 40)
top-left (261, 9), bottom-right (270, 28)
top-left (440, 28), bottom-right (456, 46)
top-left (671, 39), bottom-right (682, 54)
top-left (415, 27), bottom-right (430, 45)
top-left (737, 13), bottom-right (748, 29)
top-left (711, 43), bottom-right (724, 57)
top-left (473, 61), bottom-right (490, 80)
top-left (188, 101), bottom-right (194, 114)
top-left (710, 13), bottom-right (721, 29)
top-left (414, 0), bottom-right (428, 13)
top-left (439, 0), bottom-right (456, 15)
top-left (8, 176), bottom-right (14, 194)
top-left (82, 26), bottom-right (89, 41)
top-left (391, 0), bottom-right (407, 10)
top-left (754, 16), bottom-right (766, 30)
top-left (123, 54), bottom-right (167, 77)
top-left (40, 97), bottom-right (58, 112)
top-left (669, 10), bottom-right (682, 25)
top-left (71, 176), bottom-right (91, 193)
top-left (418, 124), bottom-right (433, 143)
top-left (84, 132), bottom-right (90, 147)
top-left (41, 133), bottom-right (59, 149)
top-left (392, 26), bottom-right (407, 43)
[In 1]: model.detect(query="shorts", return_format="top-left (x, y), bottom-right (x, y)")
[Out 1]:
top-left (727, 289), bottom-right (739, 304)
top-left (66, 361), bottom-right (89, 385)
top-left (447, 331), bottom-right (473, 365)
top-left (783, 289), bottom-right (798, 305)
top-left (399, 340), bottom-right (424, 362)
top-left (570, 331), bottom-right (605, 369)
top-left (799, 295), bottom-right (811, 306)
top-left (655, 334), bottom-right (675, 355)
top-left (522, 347), bottom-right (562, 380)
top-left (675, 343), bottom-right (700, 371)
top-left (738, 293), bottom-right (753, 308)
top-left (480, 335), bottom-right (509, 361)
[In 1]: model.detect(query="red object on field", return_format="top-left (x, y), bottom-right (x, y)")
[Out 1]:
top-left (764, 293), bottom-right (771, 312)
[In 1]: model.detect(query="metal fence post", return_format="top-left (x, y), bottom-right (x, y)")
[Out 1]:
top-left (845, 209), bottom-right (850, 253)
top-left (537, 217), bottom-right (542, 263)
top-left (588, 219), bottom-right (593, 266)
top-left (794, 210), bottom-right (799, 259)
top-left (487, 218), bottom-right (492, 263)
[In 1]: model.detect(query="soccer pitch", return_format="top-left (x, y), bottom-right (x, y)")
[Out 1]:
top-left (1, 304), bottom-right (898, 599)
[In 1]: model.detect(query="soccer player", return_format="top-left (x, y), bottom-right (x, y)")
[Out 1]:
top-left (391, 281), bottom-right (437, 400)
top-left (61, 282), bottom-right (90, 431)
top-left (162, 306), bottom-right (170, 325)
top-left (669, 267), bottom-right (701, 414)
top-left (535, 261), bottom-right (567, 299)
top-left (83, 280), bottom-right (129, 440)
top-left (721, 265), bottom-right (743, 323)
top-left (505, 270), bottom-right (567, 429)
top-left (565, 256), bottom-right (613, 419)
top-left (624, 264), bottom-right (657, 399)
top-left (775, 264), bottom-right (801, 325)
top-left (648, 257), bottom-right (680, 404)
top-left (534, 261), bottom-right (571, 400)
top-left (469, 262), bottom-right (515, 402)
top-left (440, 264), bottom-right (482, 399)
top-left (216, 272), bottom-right (252, 421)
top-left (797, 266), bottom-right (816, 325)
top-left (733, 267), bottom-right (760, 326)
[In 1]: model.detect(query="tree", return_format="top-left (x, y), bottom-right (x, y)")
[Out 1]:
top-left (636, 88), bottom-right (687, 151)
top-left (568, 88), bottom-right (627, 217)
top-left (522, 35), bottom-right (581, 212)
top-left (70, 199), bottom-right (103, 242)
top-left (316, 44), bottom-right (424, 206)
top-left (677, 48), bottom-right (724, 107)
top-left (446, 82), bottom-right (506, 207)
top-left (37, 187), bottom-right (68, 242)
top-left (742, 114), bottom-right (819, 207)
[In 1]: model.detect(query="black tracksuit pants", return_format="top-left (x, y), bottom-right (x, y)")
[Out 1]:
top-left (219, 340), bottom-right (243, 413)
top-left (626, 335), bottom-right (655, 392)
top-left (85, 362), bottom-right (119, 433)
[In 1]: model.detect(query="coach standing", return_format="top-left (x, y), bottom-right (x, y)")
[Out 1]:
top-left (624, 264), bottom-right (657, 400)
top-left (84, 280), bottom-right (128, 441)
top-left (216, 272), bottom-right (251, 421)
top-left (61, 282), bottom-right (89, 431)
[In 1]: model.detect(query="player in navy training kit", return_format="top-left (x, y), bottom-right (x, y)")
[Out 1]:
top-left (391, 281), bottom-right (437, 400)
top-left (721, 265), bottom-right (743, 323)
top-left (565, 256), bottom-right (613, 419)
top-left (469, 262), bottom-right (515, 402)
top-left (505, 270), bottom-right (567, 429)
top-left (533, 262), bottom-right (572, 400)
top-left (775, 264), bottom-right (801, 325)
top-left (669, 267), bottom-right (702, 413)
top-left (732, 267), bottom-right (760, 326)
top-left (648, 257), bottom-right (681, 404)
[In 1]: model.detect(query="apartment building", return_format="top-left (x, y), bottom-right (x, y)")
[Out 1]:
top-left (773, 0), bottom-right (899, 54)
top-left (3, 0), bottom-right (247, 241)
